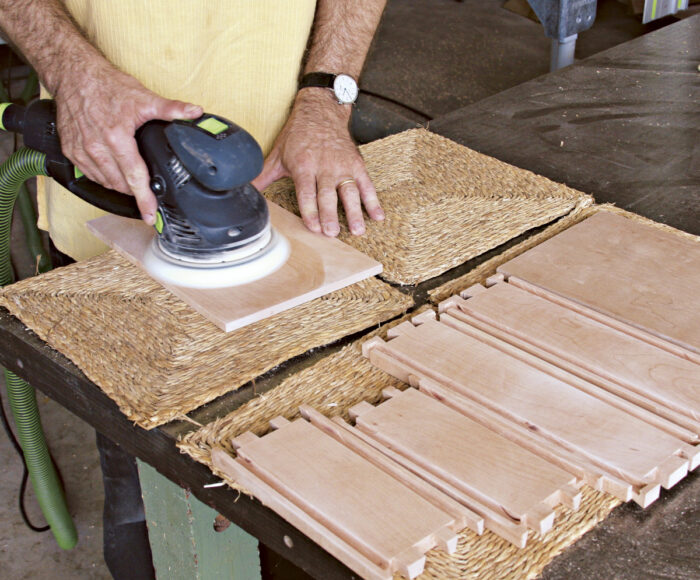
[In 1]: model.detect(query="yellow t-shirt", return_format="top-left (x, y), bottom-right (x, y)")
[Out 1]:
top-left (38, 0), bottom-right (316, 260)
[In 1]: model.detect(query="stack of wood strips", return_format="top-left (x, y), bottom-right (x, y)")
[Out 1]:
top-left (212, 211), bottom-right (699, 579)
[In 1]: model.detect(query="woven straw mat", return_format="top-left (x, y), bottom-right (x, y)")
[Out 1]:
top-left (0, 251), bottom-right (412, 428)
top-left (263, 128), bottom-right (591, 285)
top-left (179, 308), bottom-right (622, 580)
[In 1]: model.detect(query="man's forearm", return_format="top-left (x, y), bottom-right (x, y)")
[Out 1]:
top-left (304, 0), bottom-right (386, 82)
top-left (0, 0), bottom-right (107, 96)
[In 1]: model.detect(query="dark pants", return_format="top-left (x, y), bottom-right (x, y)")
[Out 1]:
top-left (50, 243), bottom-right (154, 579)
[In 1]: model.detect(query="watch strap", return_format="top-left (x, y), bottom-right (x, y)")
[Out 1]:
top-left (299, 72), bottom-right (336, 89)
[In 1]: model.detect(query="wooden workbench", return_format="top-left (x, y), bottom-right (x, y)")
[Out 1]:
top-left (1, 14), bottom-right (698, 579)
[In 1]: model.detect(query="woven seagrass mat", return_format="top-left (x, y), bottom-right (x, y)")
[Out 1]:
top-left (178, 309), bottom-right (622, 580)
top-left (264, 128), bottom-right (592, 285)
top-left (0, 251), bottom-right (412, 428)
top-left (428, 203), bottom-right (700, 304)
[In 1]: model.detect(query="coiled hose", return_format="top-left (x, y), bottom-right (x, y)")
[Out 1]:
top-left (0, 146), bottom-right (77, 550)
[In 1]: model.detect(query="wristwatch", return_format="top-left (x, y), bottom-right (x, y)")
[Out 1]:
top-left (299, 72), bottom-right (359, 105)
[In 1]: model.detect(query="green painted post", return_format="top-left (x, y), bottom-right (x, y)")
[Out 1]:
top-left (137, 460), bottom-right (261, 580)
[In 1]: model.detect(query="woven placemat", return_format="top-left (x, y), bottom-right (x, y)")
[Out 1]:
top-left (178, 309), bottom-right (622, 579)
top-left (0, 251), bottom-right (412, 428)
top-left (264, 129), bottom-right (591, 285)
top-left (426, 202), bottom-right (700, 304)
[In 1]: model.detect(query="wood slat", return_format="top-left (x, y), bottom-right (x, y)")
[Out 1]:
top-left (496, 212), bottom-right (700, 354)
top-left (364, 317), bottom-right (693, 501)
top-left (221, 418), bottom-right (461, 578)
top-left (350, 387), bottom-right (578, 538)
top-left (439, 282), bottom-right (700, 436)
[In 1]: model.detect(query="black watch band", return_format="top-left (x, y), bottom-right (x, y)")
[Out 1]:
top-left (299, 72), bottom-right (335, 89)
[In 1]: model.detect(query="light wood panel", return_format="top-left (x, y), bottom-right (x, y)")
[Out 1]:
top-left (350, 387), bottom-right (578, 538)
top-left (87, 201), bottom-right (382, 332)
top-left (496, 211), bottom-right (700, 354)
top-left (439, 282), bottom-right (700, 435)
top-left (364, 316), bottom-right (695, 502)
top-left (220, 418), bottom-right (459, 579)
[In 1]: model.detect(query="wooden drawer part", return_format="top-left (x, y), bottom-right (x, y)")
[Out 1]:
top-left (438, 281), bottom-right (700, 438)
top-left (496, 212), bottom-right (700, 356)
top-left (213, 416), bottom-right (465, 579)
top-left (364, 314), bottom-right (697, 507)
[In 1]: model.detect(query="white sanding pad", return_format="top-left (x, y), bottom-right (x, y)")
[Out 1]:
top-left (142, 230), bottom-right (290, 289)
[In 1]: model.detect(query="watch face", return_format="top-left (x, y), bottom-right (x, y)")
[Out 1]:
top-left (333, 74), bottom-right (359, 104)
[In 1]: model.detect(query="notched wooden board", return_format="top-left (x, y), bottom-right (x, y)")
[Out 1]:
top-left (496, 211), bottom-right (700, 355)
top-left (439, 282), bottom-right (700, 439)
top-left (212, 416), bottom-right (462, 579)
top-left (364, 313), bottom-right (698, 508)
top-left (88, 201), bottom-right (382, 332)
top-left (347, 387), bottom-right (581, 545)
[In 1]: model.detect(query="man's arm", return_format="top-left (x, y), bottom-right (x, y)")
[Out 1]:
top-left (252, 0), bottom-right (387, 237)
top-left (0, 0), bottom-right (202, 224)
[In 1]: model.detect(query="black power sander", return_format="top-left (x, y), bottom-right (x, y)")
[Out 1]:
top-left (0, 99), bottom-right (289, 287)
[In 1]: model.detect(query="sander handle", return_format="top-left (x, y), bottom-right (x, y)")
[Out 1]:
top-left (0, 100), bottom-right (142, 219)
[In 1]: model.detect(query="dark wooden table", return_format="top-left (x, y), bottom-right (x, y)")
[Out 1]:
top-left (1, 14), bottom-right (698, 580)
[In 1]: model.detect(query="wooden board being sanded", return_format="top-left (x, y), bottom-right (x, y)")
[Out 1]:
top-left (87, 201), bottom-right (382, 332)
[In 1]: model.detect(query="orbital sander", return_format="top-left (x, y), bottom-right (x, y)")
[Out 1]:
top-left (0, 99), bottom-right (289, 288)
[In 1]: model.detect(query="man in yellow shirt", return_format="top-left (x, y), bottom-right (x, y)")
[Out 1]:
top-left (0, 1), bottom-right (387, 577)
top-left (1, 0), bottom-right (386, 259)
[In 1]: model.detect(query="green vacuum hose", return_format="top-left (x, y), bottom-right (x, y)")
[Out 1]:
top-left (0, 146), bottom-right (78, 550)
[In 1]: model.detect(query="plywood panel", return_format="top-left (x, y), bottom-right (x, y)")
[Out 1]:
top-left (443, 282), bottom-right (700, 429)
top-left (351, 388), bottom-right (577, 536)
top-left (87, 201), bottom-right (382, 332)
top-left (364, 318), bottom-right (692, 492)
top-left (496, 212), bottom-right (700, 353)
top-left (227, 418), bottom-right (457, 578)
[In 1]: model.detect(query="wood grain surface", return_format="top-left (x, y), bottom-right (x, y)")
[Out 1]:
top-left (87, 201), bottom-right (382, 332)
top-left (352, 388), bottom-right (576, 536)
top-left (496, 212), bottom-right (700, 353)
top-left (226, 419), bottom-right (458, 578)
top-left (445, 282), bottom-right (700, 429)
top-left (365, 317), bottom-right (690, 489)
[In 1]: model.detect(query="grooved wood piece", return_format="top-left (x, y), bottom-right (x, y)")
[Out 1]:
top-left (299, 405), bottom-right (484, 536)
top-left (439, 310), bottom-right (699, 445)
top-left (211, 448), bottom-right (392, 580)
top-left (365, 317), bottom-right (692, 502)
top-left (352, 388), bottom-right (577, 539)
top-left (219, 418), bottom-right (460, 578)
top-left (328, 416), bottom-right (529, 548)
top-left (87, 201), bottom-right (382, 332)
top-left (441, 282), bottom-right (700, 436)
top-left (496, 212), bottom-right (700, 354)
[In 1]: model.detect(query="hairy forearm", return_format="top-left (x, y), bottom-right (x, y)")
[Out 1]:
top-left (305, 0), bottom-right (386, 77)
top-left (0, 0), bottom-right (107, 96)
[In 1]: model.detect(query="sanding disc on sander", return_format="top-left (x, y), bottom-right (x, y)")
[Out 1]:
top-left (143, 229), bottom-right (290, 289)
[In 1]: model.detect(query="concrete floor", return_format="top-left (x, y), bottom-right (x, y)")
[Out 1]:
top-left (1, 2), bottom-right (695, 579)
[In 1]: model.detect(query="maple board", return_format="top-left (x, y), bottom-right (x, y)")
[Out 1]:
top-left (496, 212), bottom-right (700, 354)
top-left (87, 201), bottom-right (382, 332)
top-left (364, 316), bottom-right (696, 500)
top-left (442, 282), bottom-right (700, 433)
top-left (224, 418), bottom-right (459, 579)
top-left (351, 388), bottom-right (578, 538)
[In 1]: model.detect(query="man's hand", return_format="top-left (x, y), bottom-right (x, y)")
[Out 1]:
top-left (253, 89), bottom-right (384, 237)
top-left (0, 0), bottom-right (202, 225)
top-left (55, 62), bottom-right (202, 224)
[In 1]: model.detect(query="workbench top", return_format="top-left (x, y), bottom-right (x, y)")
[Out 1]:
top-left (1, 14), bottom-right (698, 580)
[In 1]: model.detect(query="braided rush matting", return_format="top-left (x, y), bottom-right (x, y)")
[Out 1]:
top-left (0, 251), bottom-right (412, 428)
top-left (264, 129), bottom-right (591, 285)
top-left (178, 310), bottom-right (622, 580)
